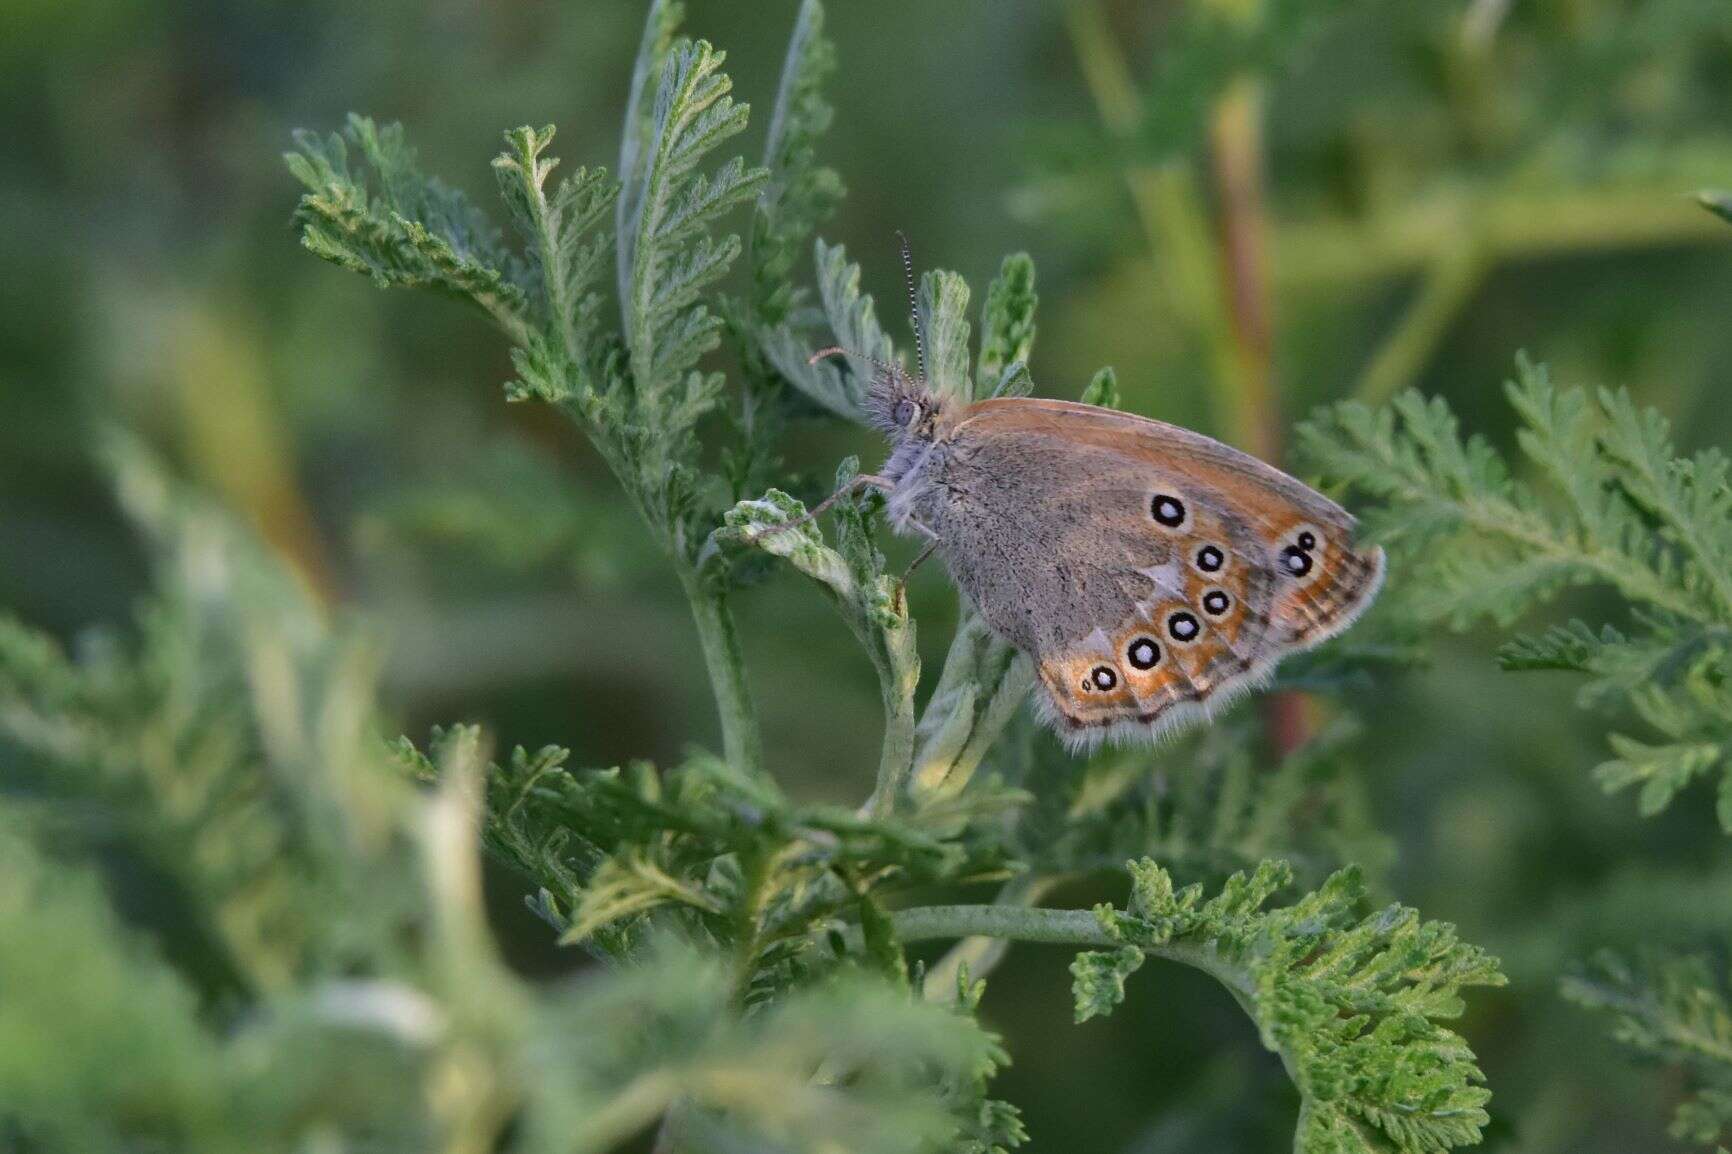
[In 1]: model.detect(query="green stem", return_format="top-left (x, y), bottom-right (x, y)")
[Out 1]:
top-left (1278, 183), bottom-right (1729, 288)
top-left (1064, 0), bottom-right (1237, 419)
top-left (1353, 242), bottom-right (1485, 406)
top-left (890, 903), bottom-right (1256, 999)
top-left (678, 567), bottom-right (763, 775)
top-left (919, 875), bottom-right (1063, 1002)
top-left (866, 649), bottom-right (919, 816)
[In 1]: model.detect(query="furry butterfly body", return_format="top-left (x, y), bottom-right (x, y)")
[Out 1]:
top-left (870, 380), bottom-right (1385, 750)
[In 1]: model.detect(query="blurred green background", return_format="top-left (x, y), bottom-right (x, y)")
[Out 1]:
top-left (5, 0), bottom-right (1732, 1149)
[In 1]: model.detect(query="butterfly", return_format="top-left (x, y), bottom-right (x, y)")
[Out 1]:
top-left (789, 245), bottom-right (1385, 751)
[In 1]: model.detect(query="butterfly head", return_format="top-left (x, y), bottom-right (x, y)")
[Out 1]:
top-left (866, 365), bottom-right (946, 444)
top-left (809, 346), bottom-right (947, 444)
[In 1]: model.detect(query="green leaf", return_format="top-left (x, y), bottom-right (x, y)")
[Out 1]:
top-left (919, 268), bottom-right (973, 402)
top-left (751, 0), bottom-right (843, 326)
top-left (725, 467), bottom-right (921, 811)
top-left (1079, 365), bottom-right (1121, 409)
top-left (286, 115), bottom-right (528, 337)
top-left (1070, 946), bottom-right (1145, 1023)
top-left (0, 826), bottom-right (221, 1147)
top-left (616, 0), bottom-right (686, 302)
top-left (1593, 735), bottom-right (1723, 818)
top-left (975, 252), bottom-right (1037, 399)
top-left (492, 124), bottom-right (618, 366)
top-left (1302, 358), bottom-right (1732, 829)
top-left (622, 37), bottom-right (769, 400)
top-left (1092, 859), bottom-right (1506, 1154)
top-left (1564, 950), bottom-right (1732, 1146)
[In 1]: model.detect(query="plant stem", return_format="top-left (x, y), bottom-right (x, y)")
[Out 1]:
top-left (920, 875), bottom-right (1063, 1002)
top-left (1064, 0), bottom-right (1237, 403)
top-left (1353, 243), bottom-right (1485, 406)
top-left (1207, 76), bottom-right (1281, 467)
top-left (895, 903), bottom-right (1112, 946)
top-left (892, 903), bottom-right (1255, 999)
top-left (678, 567), bottom-right (763, 775)
top-left (866, 659), bottom-right (918, 815)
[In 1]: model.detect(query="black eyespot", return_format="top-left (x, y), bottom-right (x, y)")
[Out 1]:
top-left (1090, 665), bottom-right (1119, 690)
top-left (1151, 494), bottom-right (1186, 527)
top-left (1127, 637), bottom-right (1161, 670)
top-left (1297, 530), bottom-right (1317, 550)
top-left (1195, 545), bottom-right (1225, 573)
top-left (1281, 545), bottom-right (1313, 577)
top-left (1202, 590), bottom-right (1231, 616)
top-left (1167, 611), bottom-right (1200, 642)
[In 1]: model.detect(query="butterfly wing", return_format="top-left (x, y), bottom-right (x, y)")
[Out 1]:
top-left (928, 397), bottom-right (1385, 747)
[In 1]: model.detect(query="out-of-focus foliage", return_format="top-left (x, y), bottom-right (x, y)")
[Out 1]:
top-left (1303, 354), bottom-right (1732, 828)
top-left (1562, 950), bottom-right (1732, 1146)
top-left (278, 2), bottom-right (1507, 1150)
top-left (1303, 328), bottom-right (1732, 1144)
top-left (6, 0), bottom-right (1732, 1150)
top-left (0, 443), bottom-right (1007, 1153)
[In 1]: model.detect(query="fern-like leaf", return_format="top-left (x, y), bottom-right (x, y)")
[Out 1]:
top-left (1078, 859), bottom-right (1506, 1154)
top-left (1563, 950), bottom-right (1732, 1146)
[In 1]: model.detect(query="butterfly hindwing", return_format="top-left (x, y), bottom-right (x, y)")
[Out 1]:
top-left (928, 398), bottom-right (1385, 747)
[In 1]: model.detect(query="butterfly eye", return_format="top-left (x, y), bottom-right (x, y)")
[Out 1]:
top-left (1089, 665), bottom-right (1119, 691)
top-left (1167, 611), bottom-right (1201, 642)
top-left (1150, 493), bottom-right (1187, 528)
top-left (892, 399), bottom-right (917, 426)
top-left (1126, 637), bottom-right (1162, 670)
top-left (1202, 590), bottom-right (1231, 616)
top-left (1280, 545), bottom-right (1314, 577)
top-left (1195, 545), bottom-right (1225, 573)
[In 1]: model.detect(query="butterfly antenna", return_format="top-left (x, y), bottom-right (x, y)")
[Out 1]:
top-left (809, 344), bottom-right (908, 384)
top-left (896, 229), bottom-right (928, 384)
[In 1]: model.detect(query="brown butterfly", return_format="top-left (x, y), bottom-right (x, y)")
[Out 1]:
top-left (795, 248), bottom-right (1385, 751)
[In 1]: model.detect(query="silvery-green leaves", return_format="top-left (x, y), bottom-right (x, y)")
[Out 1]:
top-left (1080, 365), bottom-right (1122, 409)
top-left (288, 4), bottom-right (770, 568)
top-left (1016, 715), bottom-right (1388, 889)
top-left (1, 439), bottom-right (415, 994)
top-left (286, 114), bottom-right (529, 339)
top-left (760, 239), bottom-right (894, 422)
top-left (725, 462), bottom-right (921, 811)
top-left (752, 0), bottom-right (842, 327)
top-left (1076, 859), bottom-right (1506, 1154)
top-left (911, 611), bottom-right (1034, 802)
top-left (975, 253), bottom-right (1038, 400)
top-left (466, 733), bottom-right (1019, 974)
top-left (1302, 356), bottom-right (1732, 829)
top-left (493, 125), bottom-right (617, 366)
top-left (537, 942), bottom-right (1016, 1154)
top-left (1562, 950), bottom-right (1732, 1147)
top-left (919, 268), bottom-right (973, 402)
top-left (621, 37), bottom-right (766, 400)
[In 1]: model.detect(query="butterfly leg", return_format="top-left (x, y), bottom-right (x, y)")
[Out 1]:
top-left (893, 521), bottom-right (940, 614)
top-left (747, 473), bottom-right (894, 541)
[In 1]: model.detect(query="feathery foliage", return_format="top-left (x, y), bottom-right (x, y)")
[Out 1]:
top-left (1075, 859), bottom-right (1505, 1154)
top-left (0, 442), bottom-right (1007, 1152)
top-left (1302, 356), bottom-right (1732, 828)
top-left (1301, 340), bottom-right (1732, 1148)
top-left (263, 2), bottom-right (1509, 1150)
top-left (1561, 950), bottom-right (1732, 1146)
